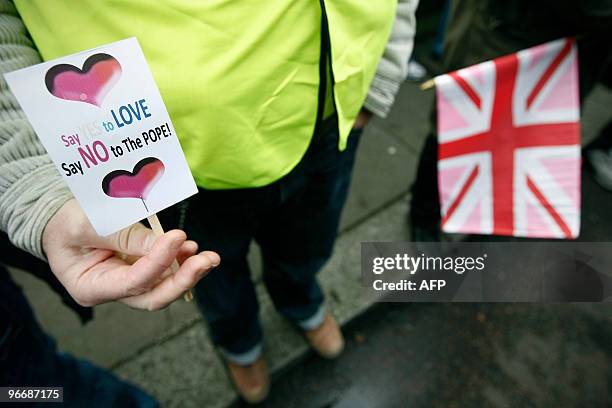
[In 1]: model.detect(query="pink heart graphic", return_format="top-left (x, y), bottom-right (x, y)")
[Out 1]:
top-left (45, 53), bottom-right (122, 107)
top-left (102, 157), bottom-right (165, 211)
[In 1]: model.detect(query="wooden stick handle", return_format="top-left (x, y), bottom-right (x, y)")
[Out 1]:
top-left (147, 214), bottom-right (194, 302)
top-left (420, 78), bottom-right (435, 91)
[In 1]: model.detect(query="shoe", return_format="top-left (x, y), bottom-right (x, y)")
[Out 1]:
top-left (586, 148), bottom-right (612, 191)
top-left (226, 356), bottom-right (270, 404)
top-left (304, 312), bottom-right (345, 359)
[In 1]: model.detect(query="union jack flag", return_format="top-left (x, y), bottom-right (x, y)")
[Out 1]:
top-left (435, 38), bottom-right (581, 238)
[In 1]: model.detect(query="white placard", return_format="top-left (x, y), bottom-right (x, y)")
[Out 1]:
top-left (5, 37), bottom-right (197, 236)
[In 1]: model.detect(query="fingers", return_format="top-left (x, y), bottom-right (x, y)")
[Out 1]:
top-left (121, 230), bottom-right (187, 293)
top-left (119, 239), bottom-right (197, 266)
top-left (103, 223), bottom-right (157, 256)
top-left (177, 240), bottom-right (199, 264)
top-left (52, 218), bottom-right (215, 310)
top-left (72, 230), bottom-right (188, 305)
top-left (121, 251), bottom-right (220, 310)
top-left (97, 222), bottom-right (196, 261)
top-left (67, 251), bottom-right (131, 306)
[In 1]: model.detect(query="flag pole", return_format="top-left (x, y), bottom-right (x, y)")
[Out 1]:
top-left (147, 213), bottom-right (194, 302)
top-left (420, 78), bottom-right (435, 91)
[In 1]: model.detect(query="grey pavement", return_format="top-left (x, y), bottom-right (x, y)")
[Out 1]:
top-left (10, 78), bottom-right (612, 407)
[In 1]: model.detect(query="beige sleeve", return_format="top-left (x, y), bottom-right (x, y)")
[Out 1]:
top-left (0, 0), bottom-right (72, 259)
top-left (364, 0), bottom-right (419, 118)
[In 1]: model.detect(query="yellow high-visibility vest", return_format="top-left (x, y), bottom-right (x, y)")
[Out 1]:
top-left (15, 1), bottom-right (396, 189)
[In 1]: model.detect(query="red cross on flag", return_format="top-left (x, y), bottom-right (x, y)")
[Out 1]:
top-left (435, 38), bottom-right (581, 239)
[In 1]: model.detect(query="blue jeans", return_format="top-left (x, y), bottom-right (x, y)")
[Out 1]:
top-left (0, 268), bottom-right (158, 408)
top-left (160, 116), bottom-right (362, 362)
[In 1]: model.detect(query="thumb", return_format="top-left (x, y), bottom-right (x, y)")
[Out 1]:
top-left (102, 222), bottom-right (157, 256)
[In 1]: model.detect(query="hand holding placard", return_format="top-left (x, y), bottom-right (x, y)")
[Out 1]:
top-left (5, 38), bottom-right (201, 305)
top-left (42, 199), bottom-right (215, 309)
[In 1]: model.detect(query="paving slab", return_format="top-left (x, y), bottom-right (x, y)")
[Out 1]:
top-left (340, 122), bottom-right (418, 231)
top-left (371, 81), bottom-right (435, 155)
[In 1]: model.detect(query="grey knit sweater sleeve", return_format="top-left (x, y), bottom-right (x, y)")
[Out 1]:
top-left (364, 0), bottom-right (419, 118)
top-left (0, 0), bottom-right (72, 259)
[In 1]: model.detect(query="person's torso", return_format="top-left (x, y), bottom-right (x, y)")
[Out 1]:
top-left (16, 0), bottom-right (396, 189)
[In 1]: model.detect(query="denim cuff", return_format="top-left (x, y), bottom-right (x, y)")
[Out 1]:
top-left (221, 343), bottom-right (262, 366)
top-left (297, 303), bottom-right (326, 331)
